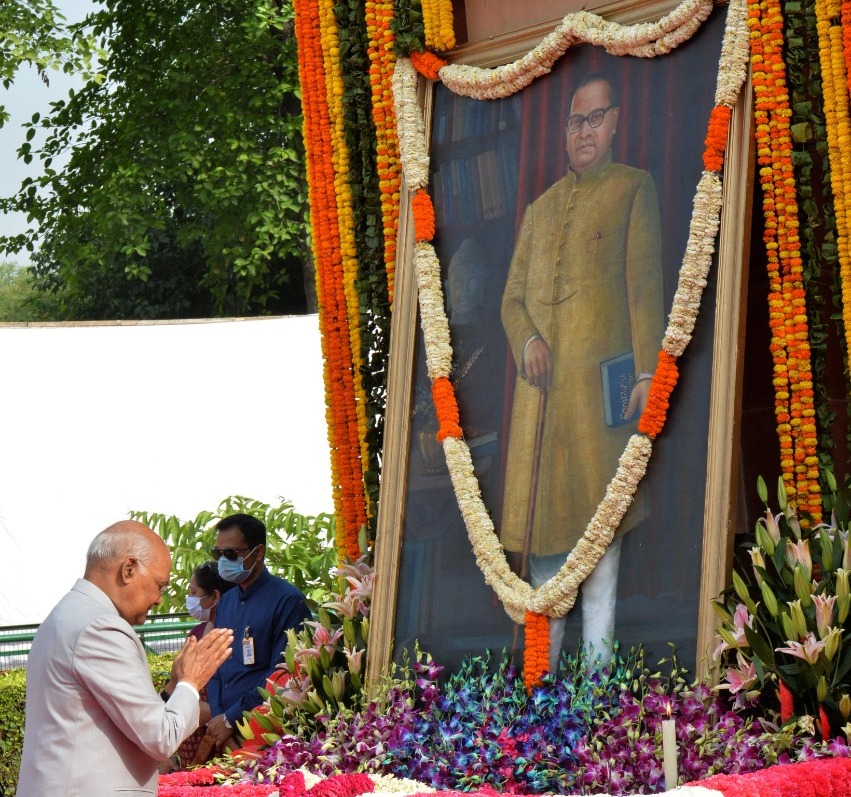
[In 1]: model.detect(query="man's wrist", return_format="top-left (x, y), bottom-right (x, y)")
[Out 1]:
top-left (221, 713), bottom-right (232, 729)
top-left (521, 333), bottom-right (542, 377)
top-left (173, 681), bottom-right (200, 701)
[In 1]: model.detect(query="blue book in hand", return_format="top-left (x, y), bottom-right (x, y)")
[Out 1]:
top-left (600, 352), bottom-right (637, 427)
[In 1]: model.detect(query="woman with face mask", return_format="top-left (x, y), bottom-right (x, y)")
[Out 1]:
top-left (159, 561), bottom-right (235, 771)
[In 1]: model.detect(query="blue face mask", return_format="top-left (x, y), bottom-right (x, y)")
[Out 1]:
top-left (218, 546), bottom-right (259, 584)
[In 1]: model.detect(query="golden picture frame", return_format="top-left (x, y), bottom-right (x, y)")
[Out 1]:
top-left (369, 0), bottom-right (752, 684)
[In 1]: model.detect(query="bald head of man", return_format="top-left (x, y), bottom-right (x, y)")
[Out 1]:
top-left (84, 520), bottom-right (172, 626)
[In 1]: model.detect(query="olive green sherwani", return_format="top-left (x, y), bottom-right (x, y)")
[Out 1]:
top-left (500, 153), bottom-right (664, 557)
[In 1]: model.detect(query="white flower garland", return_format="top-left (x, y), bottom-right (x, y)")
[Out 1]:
top-left (398, 0), bottom-right (750, 624)
top-left (367, 771), bottom-right (724, 797)
top-left (714, 0), bottom-right (751, 107)
top-left (392, 58), bottom-right (430, 191)
top-left (437, 0), bottom-right (714, 100)
top-left (663, 171), bottom-right (724, 358)
top-left (414, 241), bottom-right (454, 380)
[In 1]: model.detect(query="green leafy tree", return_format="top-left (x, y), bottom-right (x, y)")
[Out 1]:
top-left (0, 260), bottom-right (49, 320)
top-left (2, 0), bottom-right (311, 319)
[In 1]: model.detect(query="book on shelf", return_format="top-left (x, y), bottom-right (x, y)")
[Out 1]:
top-left (600, 352), bottom-right (636, 428)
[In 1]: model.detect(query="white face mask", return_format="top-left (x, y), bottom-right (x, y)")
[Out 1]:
top-left (185, 595), bottom-right (211, 621)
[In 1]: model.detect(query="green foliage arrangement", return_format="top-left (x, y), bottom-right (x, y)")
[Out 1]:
top-left (148, 652), bottom-right (177, 693)
top-left (132, 496), bottom-right (337, 613)
top-left (0, 669), bottom-right (26, 796)
top-left (713, 474), bottom-right (851, 734)
top-left (2, 0), bottom-right (310, 320)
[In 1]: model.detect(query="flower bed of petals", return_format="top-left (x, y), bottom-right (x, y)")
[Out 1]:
top-left (160, 757), bottom-right (851, 797)
top-left (191, 645), bottom-right (851, 796)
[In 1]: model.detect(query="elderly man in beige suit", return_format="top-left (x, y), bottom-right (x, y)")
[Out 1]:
top-left (501, 73), bottom-right (664, 670)
top-left (17, 521), bottom-right (234, 797)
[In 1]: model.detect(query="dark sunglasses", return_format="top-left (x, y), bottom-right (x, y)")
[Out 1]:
top-left (210, 545), bottom-right (255, 561)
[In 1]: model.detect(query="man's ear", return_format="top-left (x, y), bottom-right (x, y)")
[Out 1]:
top-left (119, 556), bottom-right (137, 585)
top-left (611, 106), bottom-right (620, 135)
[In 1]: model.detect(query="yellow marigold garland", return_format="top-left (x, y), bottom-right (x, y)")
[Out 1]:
top-left (752, 0), bottom-right (821, 519)
top-left (317, 0), bottom-right (372, 498)
top-left (422, 0), bottom-right (455, 53)
top-left (366, 0), bottom-right (402, 303)
top-left (294, 0), bottom-right (368, 560)
top-left (820, 0), bottom-right (851, 386)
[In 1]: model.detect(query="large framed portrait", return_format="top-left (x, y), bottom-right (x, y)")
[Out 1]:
top-left (371, 3), bottom-right (752, 680)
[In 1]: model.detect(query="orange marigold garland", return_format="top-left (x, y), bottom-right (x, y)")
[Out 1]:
top-left (825, 0), bottom-right (851, 392)
top-left (703, 105), bottom-right (732, 172)
top-left (432, 376), bottom-right (463, 442)
top-left (366, 0), bottom-right (402, 303)
top-left (412, 189), bottom-right (436, 241)
top-left (523, 611), bottom-right (549, 692)
top-left (294, 0), bottom-right (368, 560)
top-left (410, 50), bottom-right (448, 81)
top-left (637, 351), bottom-right (680, 439)
top-left (845, 0), bottom-right (851, 95)
top-left (752, 0), bottom-right (821, 520)
top-left (317, 0), bottom-right (372, 499)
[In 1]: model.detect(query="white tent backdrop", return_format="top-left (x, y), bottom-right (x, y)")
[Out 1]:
top-left (0, 316), bottom-right (333, 625)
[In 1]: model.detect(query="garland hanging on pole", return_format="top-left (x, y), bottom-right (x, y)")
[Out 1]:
top-left (293, 0), bottom-right (368, 560)
top-left (752, 0), bottom-right (821, 519)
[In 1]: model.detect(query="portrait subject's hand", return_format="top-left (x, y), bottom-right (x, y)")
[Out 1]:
top-left (625, 377), bottom-right (651, 420)
top-left (171, 628), bottom-right (234, 692)
top-left (524, 338), bottom-right (553, 393)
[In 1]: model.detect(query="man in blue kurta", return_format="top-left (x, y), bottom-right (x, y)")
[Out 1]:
top-left (205, 513), bottom-right (311, 750)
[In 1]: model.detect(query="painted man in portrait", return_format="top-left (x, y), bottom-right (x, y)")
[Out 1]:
top-left (500, 73), bottom-right (665, 670)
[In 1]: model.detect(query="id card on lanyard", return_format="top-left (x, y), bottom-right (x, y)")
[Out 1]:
top-left (242, 626), bottom-right (255, 665)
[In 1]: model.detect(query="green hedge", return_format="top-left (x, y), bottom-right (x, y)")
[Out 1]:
top-left (0, 653), bottom-right (175, 797)
top-left (0, 669), bottom-right (26, 796)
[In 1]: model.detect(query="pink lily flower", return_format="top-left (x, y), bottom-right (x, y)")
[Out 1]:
top-left (812, 594), bottom-right (837, 639)
top-left (776, 632), bottom-right (826, 664)
top-left (719, 652), bottom-right (758, 693)
top-left (784, 539), bottom-right (813, 580)
top-left (758, 508), bottom-right (782, 545)
top-left (713, 603), bottom-right (752, 659)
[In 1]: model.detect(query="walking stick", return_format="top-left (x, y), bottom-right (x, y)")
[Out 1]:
top-left (511, 388), bottom-right (549, 654)
top-left (520, 389), bottom-right (549, 581)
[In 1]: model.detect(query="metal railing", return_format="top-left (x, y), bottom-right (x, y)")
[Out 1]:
top-left (0, 614), bottom-right (195, 671)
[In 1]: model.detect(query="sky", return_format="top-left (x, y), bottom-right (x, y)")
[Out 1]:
top-left (0, 0), bottom-right (95, 259)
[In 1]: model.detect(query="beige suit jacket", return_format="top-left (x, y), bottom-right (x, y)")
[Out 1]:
top-left (17, 578), bottom-right (199, 797)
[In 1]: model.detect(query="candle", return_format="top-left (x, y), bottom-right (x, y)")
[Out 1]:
top-left (662, 703), bottom-right (678, 791)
